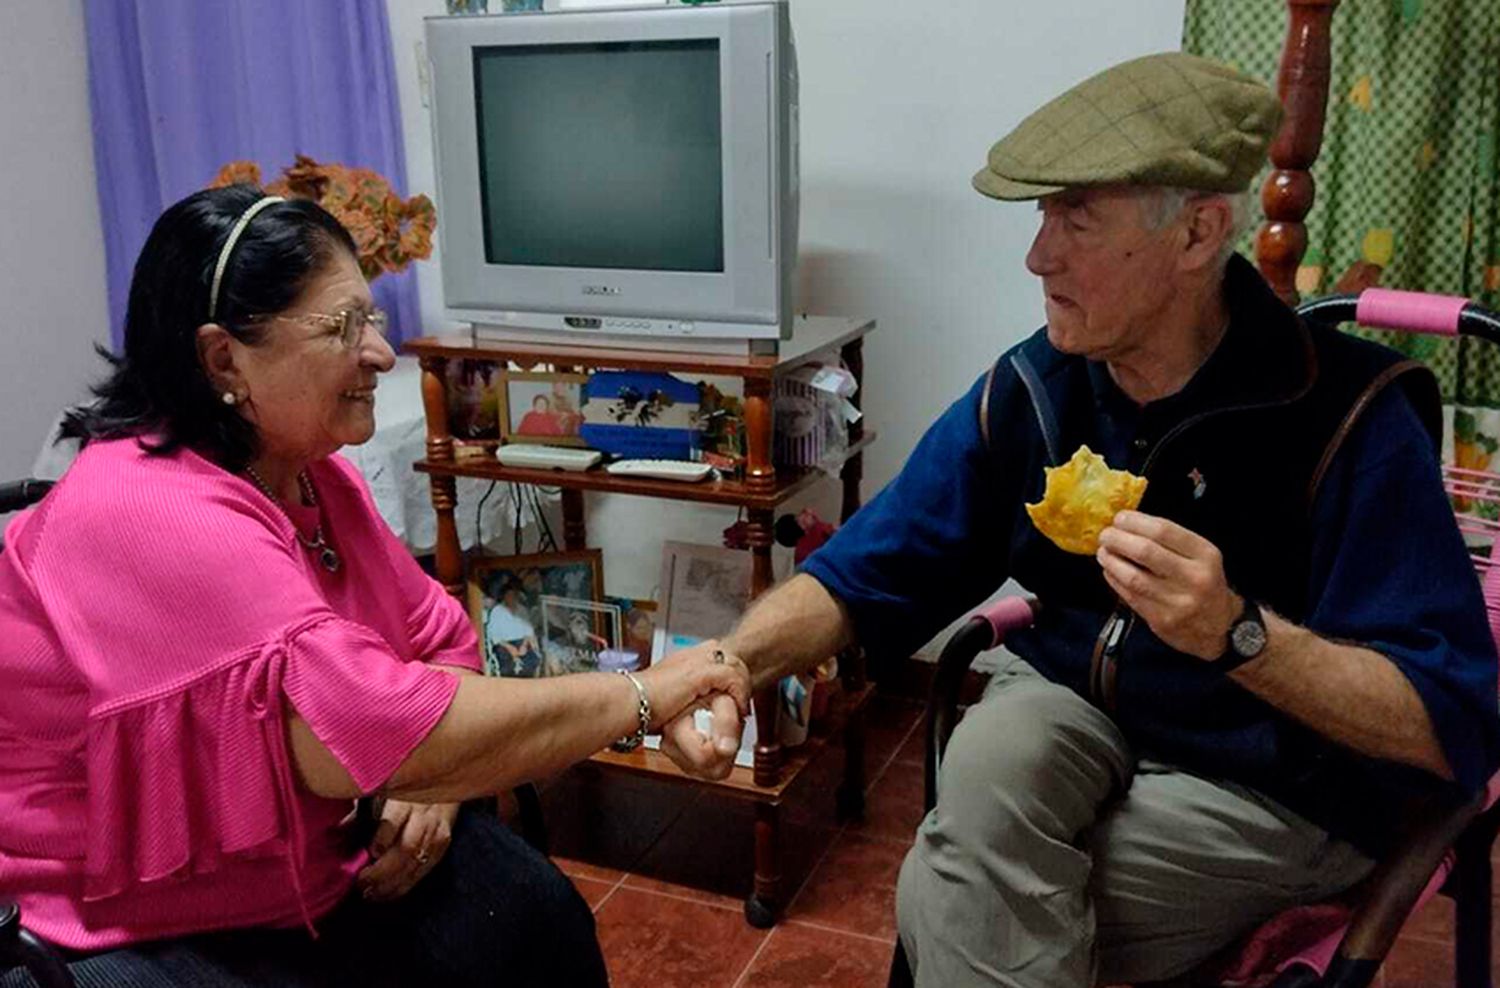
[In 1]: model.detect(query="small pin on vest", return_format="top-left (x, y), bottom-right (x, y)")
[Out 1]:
top-left (1188, 468), bottom-right (1207, 500)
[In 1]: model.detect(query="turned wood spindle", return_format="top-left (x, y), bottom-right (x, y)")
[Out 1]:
top-left (742, 510), bottom-right (783, 786)
top-left (1255, 0), bottom-right (1341, 305)
top-left (743, 378), bottom-right (775, 493)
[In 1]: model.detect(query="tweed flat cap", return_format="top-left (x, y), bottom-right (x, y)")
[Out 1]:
top-left (973, 52), bottom-right (1282, 201)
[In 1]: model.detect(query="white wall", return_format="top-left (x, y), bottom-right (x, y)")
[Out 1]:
top-left (790, 0), bottom-right (1186, 487)
top-left (0, 0), bottom-right (1188, 599)
top-left (389, 0), bottom-right (1187, 600)
top-left (0, 0), bottom-right (109, 487)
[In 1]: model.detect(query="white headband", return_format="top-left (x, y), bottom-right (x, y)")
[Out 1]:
top-left (208, 195), bottom-right (285, 321)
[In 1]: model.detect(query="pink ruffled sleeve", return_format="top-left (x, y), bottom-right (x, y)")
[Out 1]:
top-left (81, 617), bottom-right (458, 902)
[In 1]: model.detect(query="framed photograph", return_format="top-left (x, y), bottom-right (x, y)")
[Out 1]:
top-left (539, 595), bottom-right (621, 675)
top-left (446, 359), bottom-right (503, 441)
top-left (655, 541), bottom-right (753, 660)
top-left (467, 549), bottom-right (604, 677)
top-left (500, 371), bottom-right (589, 446)
top-left (605, 596), bottom-right (658, 670)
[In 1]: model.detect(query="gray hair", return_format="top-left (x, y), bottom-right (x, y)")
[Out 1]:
top-left (1140, 186), bottom-right (1252, 267)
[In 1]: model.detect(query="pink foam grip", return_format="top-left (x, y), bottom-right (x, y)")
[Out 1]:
top-left (979, 596), bottom-right (1038, 649)
top-left (1356, 288), bottom-right (1467, 336)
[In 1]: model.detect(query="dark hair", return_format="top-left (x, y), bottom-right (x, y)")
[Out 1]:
top-left (61, 185), bottom-right (359, 471)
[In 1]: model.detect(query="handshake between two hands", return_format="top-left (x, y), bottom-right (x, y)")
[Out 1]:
top-left (357, 640), bottom-right (754, 901)
top-left (633, 639), bottom-right (755, 781)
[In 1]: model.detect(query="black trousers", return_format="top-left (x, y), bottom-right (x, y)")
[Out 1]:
top-left (2, 806), bottom-right (608, 987)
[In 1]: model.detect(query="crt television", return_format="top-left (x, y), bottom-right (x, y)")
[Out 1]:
top-left (424, 1), bottom-right (799, 344)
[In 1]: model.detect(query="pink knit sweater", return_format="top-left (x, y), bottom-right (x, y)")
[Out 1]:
top-left (0, 438), bottom-right (480, 950)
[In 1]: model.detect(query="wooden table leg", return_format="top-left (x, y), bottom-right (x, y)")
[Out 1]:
top-left (838, 702), bottom-right (868, 824)
top-left (429, 475), bottom-right (463, 599)
top-left (561, 488), bottom-right (587, 551)
top-left (745, 508), bottom-right (781, 786)
top-left (744, 377), bottom-right (775, 493)
top-left (418, 356), bottom-right (463, 599)
top-left (839, 338), bottom-right (865, 524)
top-left (745, 799), bottom-right (783, 928)
top-left (837, 646), bottom-right (868, 822)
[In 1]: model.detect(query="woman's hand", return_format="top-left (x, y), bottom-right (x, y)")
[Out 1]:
top-left (636, 640), bottom-right (752, 780)
top-left (356, 799), bottom-right (459, 901)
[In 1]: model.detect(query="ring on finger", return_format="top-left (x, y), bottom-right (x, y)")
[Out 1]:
top-left (415, 849), bottom-right (430, 865)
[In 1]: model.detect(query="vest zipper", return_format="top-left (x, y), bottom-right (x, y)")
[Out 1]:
top-left (1089, 335), bottom-right (1315, 706)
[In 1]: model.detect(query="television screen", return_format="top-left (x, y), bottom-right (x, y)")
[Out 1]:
top-left (473, 39), bottom-right (725, 273)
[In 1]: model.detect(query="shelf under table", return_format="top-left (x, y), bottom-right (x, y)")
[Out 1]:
top-left (588, 682), bottom-right (874, 802)
top-left (412, 432), bottom-right (875, 510)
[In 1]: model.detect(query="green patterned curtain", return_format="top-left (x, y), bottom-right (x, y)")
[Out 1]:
top-left (1184, 0), bottom-right (1500, 490)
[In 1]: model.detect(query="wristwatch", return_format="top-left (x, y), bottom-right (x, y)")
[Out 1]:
top-left (1214, 596), bottom-right (1267, 673)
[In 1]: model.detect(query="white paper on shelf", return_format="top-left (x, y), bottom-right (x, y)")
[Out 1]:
top-left (641, 707), bottom-right (757, 768)
top-left (808, 365), bottom-right (858, 398)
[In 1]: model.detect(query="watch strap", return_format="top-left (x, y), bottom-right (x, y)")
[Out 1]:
top-left (1214, 597), bottom-right (1266, 674)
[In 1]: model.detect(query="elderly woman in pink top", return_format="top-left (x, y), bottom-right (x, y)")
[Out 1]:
top-left (0, 186), bottom-right (751, 986)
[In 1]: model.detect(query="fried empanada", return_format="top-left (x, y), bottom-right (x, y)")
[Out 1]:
top-left (1025, 445), bottom-right (1148, 555)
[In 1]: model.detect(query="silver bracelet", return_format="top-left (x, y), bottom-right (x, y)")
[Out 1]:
top-left (612, 670), bottom-right (651, 753)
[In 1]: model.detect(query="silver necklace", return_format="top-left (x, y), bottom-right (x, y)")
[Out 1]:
top-left (243, 464), bottom-right (342, 573)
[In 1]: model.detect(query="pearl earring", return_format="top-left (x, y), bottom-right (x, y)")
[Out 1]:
top-left (222, 391), bottom-right (238, 406)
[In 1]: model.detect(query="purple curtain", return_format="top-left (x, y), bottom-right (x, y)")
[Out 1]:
top-left (84, 0), bottom-right (421, 347)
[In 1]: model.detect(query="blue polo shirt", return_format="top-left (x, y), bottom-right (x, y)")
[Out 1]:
top-left (805, 309), bottom-right (1500, 855)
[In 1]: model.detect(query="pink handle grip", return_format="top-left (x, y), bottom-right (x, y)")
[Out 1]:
top-left (978, 596), bottom-right (1038, 649)
top-left (1356, 289), bottom-right (1467, 336)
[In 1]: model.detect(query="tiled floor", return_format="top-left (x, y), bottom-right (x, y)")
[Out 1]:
top-left (537, 688), bottom-right (1478, 987)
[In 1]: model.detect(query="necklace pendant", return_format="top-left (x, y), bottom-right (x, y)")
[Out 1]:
top-left (319, 547), bottom-right (341, 573)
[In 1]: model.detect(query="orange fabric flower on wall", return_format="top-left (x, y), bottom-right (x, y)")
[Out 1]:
top-left (209, 155), bottom-right (437, 282)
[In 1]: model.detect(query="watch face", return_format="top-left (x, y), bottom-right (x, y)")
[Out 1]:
top-left (1231, 619), bottom-right (1268, 658)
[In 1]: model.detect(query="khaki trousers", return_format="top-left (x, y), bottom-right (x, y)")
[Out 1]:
top-left (894, 656), bottom-right (1374, 987)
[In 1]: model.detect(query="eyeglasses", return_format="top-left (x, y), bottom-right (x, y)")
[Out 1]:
top-left (249, 307), bottom-right (389, 349)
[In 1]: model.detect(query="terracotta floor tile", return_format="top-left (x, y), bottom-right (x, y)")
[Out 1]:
top-left (625, 794), bottom-right (837, 911)
top-left (863, 696), bottom-right (923, 770)
top-left (849, 759), bottom-right (925, 845)
top-left (786, 832), bottom-right (909, 941)
top-left (554, 853), bottom-right (627, 885)
top-left (568, 874), bottom-right (619, 910)
top-left (1396, 895), bottom-right (1453, 943)
top-left (594, 886), bottom-right (769, 988)
top-left (737, 923), bottom-right (895, 988)
top-left (892, 721), bottom-right (927, 768)
top-left (1381, 934), bottom-right (1452, 987)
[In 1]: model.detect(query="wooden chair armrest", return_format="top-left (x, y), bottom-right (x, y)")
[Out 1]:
top-left (1332, 788), bottom-right (1488, 969)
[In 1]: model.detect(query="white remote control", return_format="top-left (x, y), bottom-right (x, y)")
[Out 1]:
top-left (496, 445), bottom-right (602, 471)
top-left (605, 459), bottom-right (714, 482)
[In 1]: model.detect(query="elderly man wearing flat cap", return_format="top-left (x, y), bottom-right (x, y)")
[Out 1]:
top-left (659, 52), bottom-right (1500, 984)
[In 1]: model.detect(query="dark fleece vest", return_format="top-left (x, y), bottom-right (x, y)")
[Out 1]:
top-left (984, 256), bottom-right (1441, 855)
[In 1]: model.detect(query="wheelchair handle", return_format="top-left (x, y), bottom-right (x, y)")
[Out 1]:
top-left (975, 596), bottom-right (1040, 650)
top-left (1357, 289), bottom-right (1469, 336)
top-left (0, 479), bottom-right (53, 514)
top-left (1297, 290), bottom-right (1500, 345)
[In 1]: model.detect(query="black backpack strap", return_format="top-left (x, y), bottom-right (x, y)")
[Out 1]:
top-left (1008, 352), bottom-right (1063, 466)
top-left (978, 359), bottom-right (999, 453)
top-left (1307, 360), bottom-right (1443, 511)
